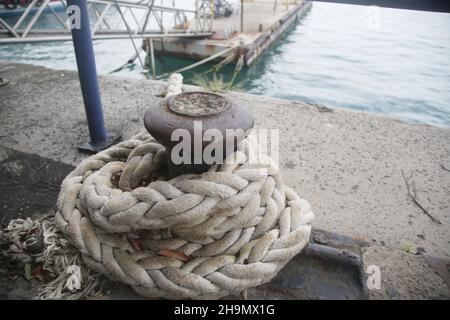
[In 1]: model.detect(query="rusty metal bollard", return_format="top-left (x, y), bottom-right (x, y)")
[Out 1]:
top-left (144, 91), bottom-right (254, 178)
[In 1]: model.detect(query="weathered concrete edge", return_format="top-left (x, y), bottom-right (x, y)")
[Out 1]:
top-left (2, 60), bottom-right (446, 129)
top-left (143, 77), bottom-right (443, 130)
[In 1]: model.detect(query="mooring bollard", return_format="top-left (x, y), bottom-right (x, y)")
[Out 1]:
top-left (144, 91), bottom-right (255, 178)
top-left (55, 87), bottom-right (314, 299)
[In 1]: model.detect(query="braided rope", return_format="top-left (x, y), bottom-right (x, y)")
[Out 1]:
top-left (56, 131), bottom-right (314, 299)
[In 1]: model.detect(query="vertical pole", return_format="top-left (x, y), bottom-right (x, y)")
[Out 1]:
top-left (150, 38), bottom-right (156, 80)
top-left (67, 0), bottom-right (120, 151)
top-left (195, 0), bottom-right (198, 34)
top-left (240, 0), bottom-right (244, 33)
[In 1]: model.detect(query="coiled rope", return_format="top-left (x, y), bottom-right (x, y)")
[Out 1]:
top-left (55, 131), bottom-right (314, 299)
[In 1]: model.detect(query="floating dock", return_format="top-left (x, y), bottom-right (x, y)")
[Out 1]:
top-left (145, 0), bottom-right (312, 66)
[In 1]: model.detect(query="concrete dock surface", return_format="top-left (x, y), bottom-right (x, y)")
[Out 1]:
top-left (0, 62), bottom-right (449, 299)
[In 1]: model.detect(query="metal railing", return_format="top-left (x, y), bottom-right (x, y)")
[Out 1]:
top-left (0, 0), bottom-right (213, 44)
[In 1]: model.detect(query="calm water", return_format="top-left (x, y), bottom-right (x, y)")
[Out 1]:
top-left (1, 2), bottom-right (450, 127)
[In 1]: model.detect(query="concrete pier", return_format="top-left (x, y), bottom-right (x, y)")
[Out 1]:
top-left (0, 62), bottom-right (449, 299)
top-left (146, 0), bottom-right (312, 66)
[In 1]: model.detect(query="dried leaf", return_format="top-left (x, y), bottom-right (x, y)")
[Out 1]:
top-left (157, 249), bottom-right (191, 262)
top-left (31, 265), bottom-right (44, 278)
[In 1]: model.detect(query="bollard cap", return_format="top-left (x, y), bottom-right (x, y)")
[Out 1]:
top-left (144, 91), bottom-right (254, 176)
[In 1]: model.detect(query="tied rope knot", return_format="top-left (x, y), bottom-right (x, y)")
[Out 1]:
top-left (56, 131), bottom-right (314, 299)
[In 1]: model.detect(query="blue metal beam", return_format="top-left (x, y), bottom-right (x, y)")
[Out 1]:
top-left (67, 0), bottom-right (121, 152)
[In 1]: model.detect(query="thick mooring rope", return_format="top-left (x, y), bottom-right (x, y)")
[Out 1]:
top-left (56, 131), bottom-right (314, 299)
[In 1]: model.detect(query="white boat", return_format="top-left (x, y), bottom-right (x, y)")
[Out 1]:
top-left (0, 0), bottom-right (65, 18)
